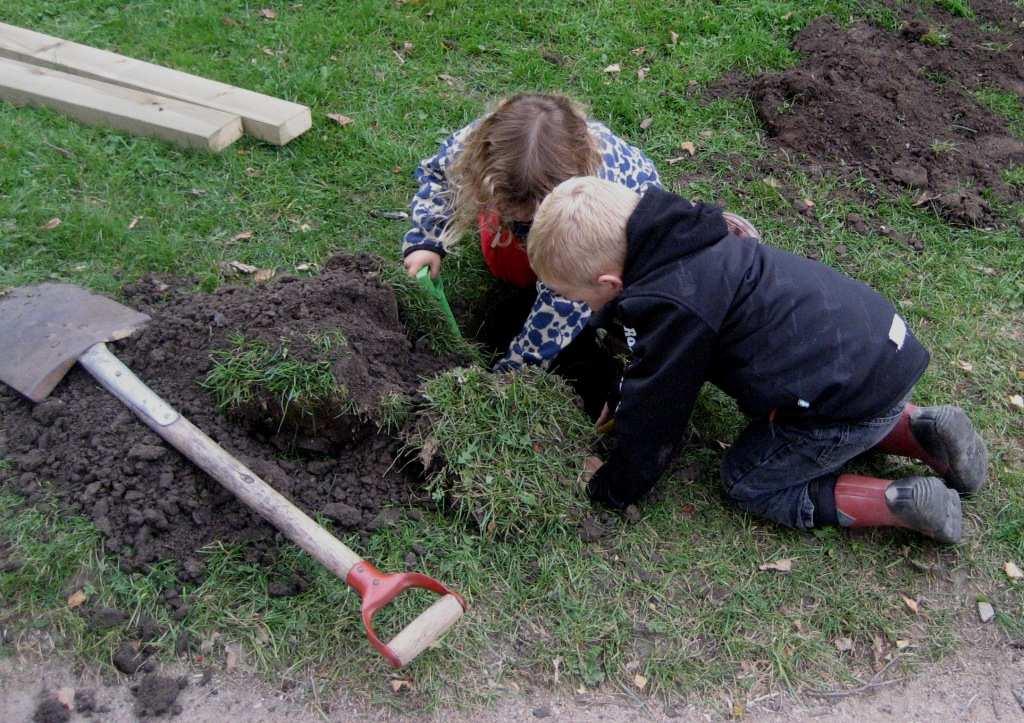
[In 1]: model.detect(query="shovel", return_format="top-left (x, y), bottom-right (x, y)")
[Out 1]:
top-left (416, 267), bottom-right (462, 340)
top-left (0, 283), bottom-right (466, 668)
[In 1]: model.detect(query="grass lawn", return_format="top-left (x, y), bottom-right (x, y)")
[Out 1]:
top-left (1, 0), bottom-right (1022, 715)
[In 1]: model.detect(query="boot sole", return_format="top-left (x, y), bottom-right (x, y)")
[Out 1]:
top-left (915, 405), bottom-right (988, 495)
top-left (899, 476), bottom-right (963, 544)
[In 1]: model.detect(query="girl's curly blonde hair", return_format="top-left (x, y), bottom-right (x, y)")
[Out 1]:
top-left (443, 93), bottom-right (602, 246)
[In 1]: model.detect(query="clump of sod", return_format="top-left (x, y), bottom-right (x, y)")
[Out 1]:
top-left (408, 367), bottom-right (596, 537)
top-left (203, 331), bottom-right (353, 418)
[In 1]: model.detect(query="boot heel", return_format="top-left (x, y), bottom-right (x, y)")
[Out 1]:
top-left (914, 406), bottom-right (988, 495)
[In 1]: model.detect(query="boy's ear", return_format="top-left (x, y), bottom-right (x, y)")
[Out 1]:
top-left (597, 273), bottom-right (623, 292)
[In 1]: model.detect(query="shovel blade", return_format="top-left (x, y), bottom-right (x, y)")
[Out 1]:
top-left (0, 283), bottom-right (150, 402)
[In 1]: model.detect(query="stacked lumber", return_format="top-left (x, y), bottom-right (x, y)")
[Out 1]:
top-left (0, 21), bottom-right (311, 151)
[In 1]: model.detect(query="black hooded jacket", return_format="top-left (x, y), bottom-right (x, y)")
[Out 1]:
top-left (588, 188), bottom-right (930, 509)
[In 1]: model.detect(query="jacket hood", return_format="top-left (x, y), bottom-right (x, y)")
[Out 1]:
top-left (623, 188), bottom-right (729, 286)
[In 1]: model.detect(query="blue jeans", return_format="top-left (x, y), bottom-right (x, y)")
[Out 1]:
top-left (719, 399), bottom-right (907, 529)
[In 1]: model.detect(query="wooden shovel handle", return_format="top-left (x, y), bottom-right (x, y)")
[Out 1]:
top-left (388, 593), bottom-right (465, 667)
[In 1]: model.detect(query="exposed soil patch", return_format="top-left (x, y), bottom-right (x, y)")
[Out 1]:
top-left (718, 2), bottom-right (1024, 225)
top-left (0, 254), bottom-right (454, 578)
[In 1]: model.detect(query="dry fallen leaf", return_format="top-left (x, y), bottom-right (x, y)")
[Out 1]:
top-left (679, 141), bottom-right (696, 156)
top-left (128, 216), bottom-right (140, 230)
top-left (895, 639), bottom-right (910, 650)
top-left (438, 73), bottom-right (458, 86)
top-left (1010, 394), bottom-right (1024, 411)
top-left (41, 217), bottom-right (62, 230)
top-left (327, 113), bottom-right (354, 127)
top-left (67, 590), bottom-right (87, 608)
top-left (631, 46), bottom-right (646, 56)
top-left (228, 261), bottom-right (258, 274)
top-left (1017, 370), bottom-right (1024, 382)
top-left (253, 268), bottom-right (275, 283)
top-left (802, 198), bottom-right (816, 209)
top-left (633, 673), bottom-right (647, 690)
top-left (1004, 561), bottom-right (1023, 580)
top-left (295, 262), bottom-right (313, 271)
top-left (603, 63), bottom-right (621, 74)
top-left (637, 66), bottom-right (649, 81)
top-left (390, 679), bottom-right (413, 693)
top-left (758, 558), bottom-right (793, 573)
top-left (763, 176), bottom-right (781, 189)
top-left (956, 360), bottom-right (974, 372)
top-left (834, 637), bottom-right (854, 652)
top-left (258, 7), bottom-right (277, 19)
top-left (900, 594), bottom-right (919, 614)
top-left (55, 688), bottom-right (75, 709)
top-left (639, 117), bottom-right (653, 130)
top-left (670, 30), bottom-right (679, 46)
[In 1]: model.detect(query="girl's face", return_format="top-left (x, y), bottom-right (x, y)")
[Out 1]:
top-left (503, 201), bottom-right (537, 240)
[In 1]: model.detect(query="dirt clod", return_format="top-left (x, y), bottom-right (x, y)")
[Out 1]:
top-left (112, 643), bottom-right (150, 675)
top-left (32, 696), bottom-right (70, 723)
top-left (74, 688), bottom-right (97, 713)
top-left (132, 673), bottom-right (187, 718)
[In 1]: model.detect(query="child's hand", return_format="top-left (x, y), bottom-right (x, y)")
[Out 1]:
top-left (595, 403), bottom-right (614, 433)
top-left (404, 249), bottom-right (443, 279)
top-left (722, 211), bottom-right (761, 241)
top-left (581, 456), bottom-right (604, 489)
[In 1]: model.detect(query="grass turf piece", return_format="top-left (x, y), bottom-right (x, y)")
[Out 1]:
top-left (408, 367), bottom-right (594, 538)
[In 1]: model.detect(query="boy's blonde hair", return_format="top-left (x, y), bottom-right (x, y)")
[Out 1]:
top-left (445, 93), bottom-right (601, 244)
top-left (528, 176), bottom-right (639, 287)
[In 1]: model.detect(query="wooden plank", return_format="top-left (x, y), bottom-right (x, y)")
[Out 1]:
top-left (0, 57), bottom-right (243, 152)
top-left (0, 22), bottom-right (311, 145)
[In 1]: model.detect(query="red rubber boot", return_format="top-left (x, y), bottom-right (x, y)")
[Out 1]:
top-left (835, 474), bottom-right (962, 544)
top-left (875, 404), bottom-right (987, 494)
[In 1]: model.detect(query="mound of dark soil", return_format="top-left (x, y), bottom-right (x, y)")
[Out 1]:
top-left (0, 254), bottom-right (453, 578)
top-left (739, 3), bottom-right (1024, 224)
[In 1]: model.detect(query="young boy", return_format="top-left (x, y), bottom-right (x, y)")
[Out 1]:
top-left (527, 177), bottom-right (988, 543)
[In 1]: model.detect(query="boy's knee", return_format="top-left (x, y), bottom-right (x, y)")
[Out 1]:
top-left (719, 456), bottom-right (750, 503)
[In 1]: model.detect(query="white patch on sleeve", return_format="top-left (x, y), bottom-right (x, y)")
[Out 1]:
top-left (888, 314), bottom-right (907, 350)
top-left (623, 326), bottom-right (637, 350)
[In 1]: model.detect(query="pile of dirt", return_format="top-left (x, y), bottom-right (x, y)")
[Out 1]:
top-left (725, 2), bottom-right (1024, 225)
top-left (0, 254), bottom-right (455, 578)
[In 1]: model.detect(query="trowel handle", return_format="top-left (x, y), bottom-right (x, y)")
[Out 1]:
top-left (77, 342), bottom-right (465, 666)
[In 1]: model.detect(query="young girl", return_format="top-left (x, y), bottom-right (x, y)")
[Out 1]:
top-left (402, 92), bottom-right (757, 373)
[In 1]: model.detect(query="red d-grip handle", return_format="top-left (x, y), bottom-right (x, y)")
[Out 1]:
top-left (346, 561), bottom-right (467, 668)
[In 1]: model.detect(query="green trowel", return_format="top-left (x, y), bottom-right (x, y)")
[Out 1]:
top-left (416, 267), bottom-right (462, 339)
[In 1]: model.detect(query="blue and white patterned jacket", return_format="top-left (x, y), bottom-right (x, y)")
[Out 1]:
top-left (402, 120), bottom-right (661, 370)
